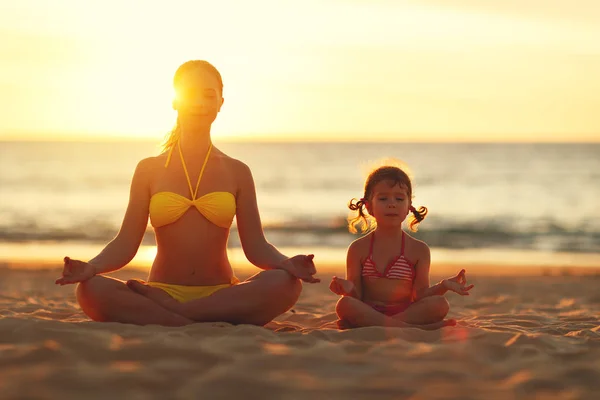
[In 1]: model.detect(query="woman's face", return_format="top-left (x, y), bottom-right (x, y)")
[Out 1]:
top-left (174, 67), bottom-right (223, 127)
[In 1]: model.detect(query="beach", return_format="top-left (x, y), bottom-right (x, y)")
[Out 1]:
top-left (2, 0), bottom-right (600, 397)
top-left (2, 260), bottom-right (599, 399)
top-left (2, 141), bottom-right (598, 399)
top-left (2, 142), bottom-right (599, 398)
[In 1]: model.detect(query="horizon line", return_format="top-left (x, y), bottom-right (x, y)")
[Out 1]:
top-left (1, 137), bottom-right (599, 145)
top-left (1, 132), bottom-right (599, 144)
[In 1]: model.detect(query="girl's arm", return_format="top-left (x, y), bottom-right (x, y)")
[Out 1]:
top-left (86, 159), bottom-right (152, 274)
top-left (413, 243), bottom-right (449, 300)
top-left (344, 241), bottom-right (363, 299)
top-left (235, 161), bottom-right (318, 282)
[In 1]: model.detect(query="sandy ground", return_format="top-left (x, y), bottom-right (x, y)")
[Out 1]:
top-left (1, 262), bottom-right (599, 399)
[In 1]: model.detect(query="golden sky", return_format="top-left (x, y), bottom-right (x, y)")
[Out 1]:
top-left (1, 0), bottom-right (599, 142)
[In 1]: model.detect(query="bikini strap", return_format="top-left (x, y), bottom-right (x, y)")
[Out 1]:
top-left (194, 143), bottom-right (213, 199)
top-left (177, 142), bottom-right (213, 200)
top-left (400, 230), bottom-right (405, 256)
top-left (368, 233), bottom-right (375, 258)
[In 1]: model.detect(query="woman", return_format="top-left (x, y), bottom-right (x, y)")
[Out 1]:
top-left (56, 60), bottom-right (319, 326)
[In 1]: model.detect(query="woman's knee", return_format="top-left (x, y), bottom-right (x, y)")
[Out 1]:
top-left (76, 275), bottom-right (111, 300)
top-left (76, 275), bottom-right (123, 321)
top-left (259, 269), bottom-right (302, 302)
top-left (76, 276), bottom-right (99, 302)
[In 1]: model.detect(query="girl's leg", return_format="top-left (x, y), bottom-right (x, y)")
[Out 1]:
top-left (76, 275), bottom-right (193, 326)
top-left (127, 269), bottom-right (302, 326)
top-left (335, 296), bottom-right (451, 330)
top-left (391, 295), bottom-right (450, 325)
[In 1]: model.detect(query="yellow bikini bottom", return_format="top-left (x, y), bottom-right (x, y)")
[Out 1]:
top-left (146, 277), bottom-right (240, 303)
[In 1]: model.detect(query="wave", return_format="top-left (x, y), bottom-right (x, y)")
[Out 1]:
top-left (2, 217), bottom-right (599, 254)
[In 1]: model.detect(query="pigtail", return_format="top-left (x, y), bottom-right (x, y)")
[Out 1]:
top-left (348, 198), bottom-right (372, 234)
top-left (407, 205), bottom-right (428, 232)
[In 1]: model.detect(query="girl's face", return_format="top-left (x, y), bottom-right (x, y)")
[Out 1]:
top-left (366, 181), bottom-right (411, 228)
top-left (174, 67), bottom-right (224, 128)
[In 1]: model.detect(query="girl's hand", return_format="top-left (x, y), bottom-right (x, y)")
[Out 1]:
top-left (282, 254), bottom-right (320, 283)
top-left (329, 276), bottom-right (355, 296)
top-left (55, 257), bottom-right (96, 285)
top-left (443, 269), bottom-right (474, 296)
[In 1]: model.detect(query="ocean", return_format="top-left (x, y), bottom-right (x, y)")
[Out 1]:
top-left (1, 140), bottom-right (599, 267)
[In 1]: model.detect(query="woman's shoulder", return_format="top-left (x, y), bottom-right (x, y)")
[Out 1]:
top-left (212, 148), bottom-right (253, 177)
top-left (135, 154), bottom-right (167, 173)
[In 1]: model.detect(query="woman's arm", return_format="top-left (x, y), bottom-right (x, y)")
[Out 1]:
top-left (86, 159), bottom-right (152, 275)
top-left (234, 161), bottom-right (290, 269)
top-left (234, 160), bottom-right (318, 282)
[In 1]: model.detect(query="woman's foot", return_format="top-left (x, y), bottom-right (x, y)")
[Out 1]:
top-left (126, 280), bottom-right (179, 310)
top-left (75, 275), bottom-right (193, 326)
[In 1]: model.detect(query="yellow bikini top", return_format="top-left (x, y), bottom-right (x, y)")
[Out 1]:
top-left (149, 142), bottom-right (236, 229)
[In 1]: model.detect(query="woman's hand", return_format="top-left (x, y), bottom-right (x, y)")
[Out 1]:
top-left (281, 254), bottom-right (320, 283)
top-left (443, 269), bottom-right (474, 296)
top-left (329, 276), bottom-right (356, 296)
top-left (55, 257), bottom-right (96, 285)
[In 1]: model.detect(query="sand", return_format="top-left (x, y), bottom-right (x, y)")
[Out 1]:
top-left (1, 262), bottom-right (599, 399)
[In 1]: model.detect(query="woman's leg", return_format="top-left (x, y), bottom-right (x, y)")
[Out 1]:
top-left (335, 296), bottom-right (452, 330)
top-left (76, 275), bottom-right (193, 326)
top-left (127, 269), bottom-right (302, 326)
top-left (391, 295), bottom-right (450, 325)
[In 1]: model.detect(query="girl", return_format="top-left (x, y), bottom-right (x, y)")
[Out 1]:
top-left (329, 164), bottom-right (473, 329)
top-left (55, 60), bottom-right (319, 327)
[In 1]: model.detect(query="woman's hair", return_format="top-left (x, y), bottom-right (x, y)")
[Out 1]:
top-left (161, 60), bottom-right (224, 153)
top-left (348, 165), bottom-right (428, 234)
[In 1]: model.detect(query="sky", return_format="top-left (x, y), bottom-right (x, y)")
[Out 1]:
top-left (0, 0), bottom-right (599, 142)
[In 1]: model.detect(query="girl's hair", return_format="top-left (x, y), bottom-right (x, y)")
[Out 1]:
top-left (348, 165), bottom-right (428, 233)
top-left (161, 60), bottom-right (224, 153)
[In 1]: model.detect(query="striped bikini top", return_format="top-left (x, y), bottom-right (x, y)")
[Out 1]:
top-left (362, 231), bottom-right (416, 281)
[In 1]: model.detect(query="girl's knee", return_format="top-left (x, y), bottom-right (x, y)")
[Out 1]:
top-left (335, 296), bottom-right (358, 319)
top-left (429, 295), bottom-right (450, 318)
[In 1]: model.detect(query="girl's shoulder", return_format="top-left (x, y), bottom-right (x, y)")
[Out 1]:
top-left (403, 231), bottom-right (428, 247)
top-left (403, 231), bottom-right (430, 261)
top-left (350, 232), bottom-right (373, 246)
top-left (347, 233), bottom-right (373, 257)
